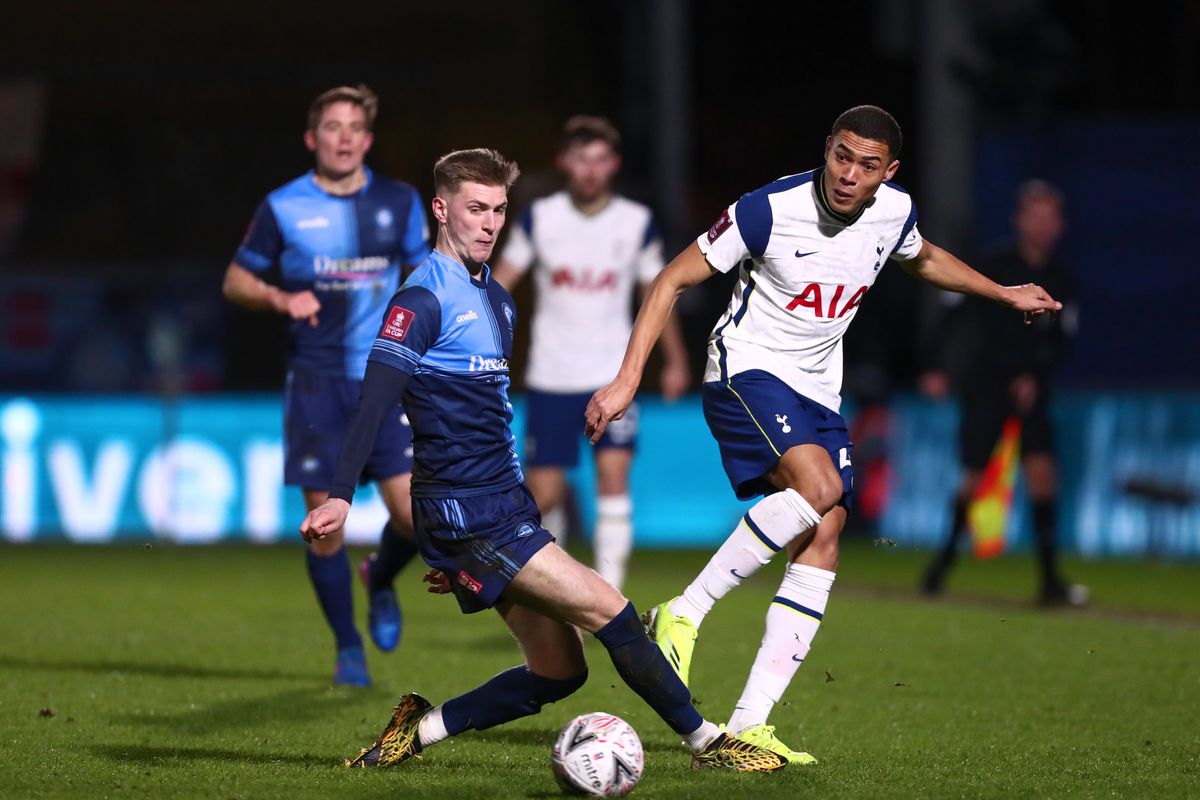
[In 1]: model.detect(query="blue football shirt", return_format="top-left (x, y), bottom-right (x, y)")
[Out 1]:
top-left (365, 251), bottom-right (523, 498)
top-left (233, 167), bottom-right (431, 379)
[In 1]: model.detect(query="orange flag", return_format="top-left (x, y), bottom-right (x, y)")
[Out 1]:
top-left (967, 416), bottom-right (1022, 559)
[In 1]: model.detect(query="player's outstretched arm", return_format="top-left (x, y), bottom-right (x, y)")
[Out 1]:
top-left (901, 241), bottom-right (1062, 322)
top-left (585, 242), bottom-right (715, 442)
top-left (222, 262), bottom-right (321, 327)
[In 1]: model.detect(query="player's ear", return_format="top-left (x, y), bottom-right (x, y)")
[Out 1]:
top-left (362, 131), bottom-right (374, 154)
top-left (883, 159), bottom-right (900, 182)
top-left (431, 196), bottom-right (448, 225)
top-left (303, 129), bottom-right (317, 153)
top-left (824, 135), bottom-right (833, 159)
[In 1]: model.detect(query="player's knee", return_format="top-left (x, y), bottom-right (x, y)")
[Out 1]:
top-left (798, 476), bottom-right (843, 516)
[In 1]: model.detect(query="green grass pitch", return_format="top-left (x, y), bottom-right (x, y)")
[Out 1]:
top-left (1, 539), bottom-right (1198, 799)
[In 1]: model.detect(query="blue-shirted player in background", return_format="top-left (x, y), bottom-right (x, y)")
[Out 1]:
top-left (301, 148), bottom-right (786, 773)
top-left (222, 85), bottom-right (430, 686)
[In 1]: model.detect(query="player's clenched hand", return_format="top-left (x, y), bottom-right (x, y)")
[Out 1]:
top-left (299, 498), bottom-right (350, 542)
top-left (1004, 283), bottom-right (1061, 325)
top-left (584, 378), bottom-right (637, 444)
top-left (422, 569), bottom-right (452, 594)
top-left (282, 290), bottom-right (321, 328)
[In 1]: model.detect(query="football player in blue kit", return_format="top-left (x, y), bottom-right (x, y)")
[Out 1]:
top-left (585, 105), bottom-right (1064, 763)
top-left (223, 85), bottom-right (430, 686)
top-left (301, 148), bottom-right (786, 773)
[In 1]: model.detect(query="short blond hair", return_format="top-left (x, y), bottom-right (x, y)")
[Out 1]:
top-left (307, 84), bottom-right (378, 132)
top-left (433, 148), bottom-right (520, 196)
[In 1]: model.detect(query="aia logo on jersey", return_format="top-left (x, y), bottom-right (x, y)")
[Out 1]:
top-left (551, 267), bottom-right (617, 292)
top-left (786, 283), bottom-right (868, 318)
top-left (707, 209), bottom-right (733, 243)
top-left (381, 306), bottom-right (415, 341)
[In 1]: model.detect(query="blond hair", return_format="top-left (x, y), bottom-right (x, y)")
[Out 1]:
top-left (433, 148), bottom-right (520, 195)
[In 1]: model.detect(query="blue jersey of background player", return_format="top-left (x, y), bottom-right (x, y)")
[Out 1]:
top-left (222, 85), bottom-right (430, 687)
top-left (300, 148), bottom-right (786, 773)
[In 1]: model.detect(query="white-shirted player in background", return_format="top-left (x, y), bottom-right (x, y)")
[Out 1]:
top-left (493, 116), bottom-right (690, 590)
top-left (585, 105), bottom-right (1062, 763)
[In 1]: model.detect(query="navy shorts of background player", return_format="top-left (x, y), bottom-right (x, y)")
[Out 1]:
top-left (328, 250), bottom-right (555, 613)
top-left (524, 390), bottom-right (638, 468)
top-left (702, 369), bottom-right (854, 507)
top-left (234, 166), bottom-right (430, 486)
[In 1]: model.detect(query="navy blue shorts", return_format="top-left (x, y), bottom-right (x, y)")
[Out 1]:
top-left (283, 367), bottom-right (413, 489)
top-left (702, 370), bottom-right (854, 505)
top-left (524, 389), bottom-right (637, 468)
top-left (412, 483), bottom-right (555, 614)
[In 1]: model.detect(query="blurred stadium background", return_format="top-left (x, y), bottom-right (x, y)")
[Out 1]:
top-left (2, 0), bottom-right (1198, 554)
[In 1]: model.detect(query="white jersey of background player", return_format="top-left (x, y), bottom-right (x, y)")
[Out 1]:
top-left (494, 115), bottom-right (689, 589)
top-left (585, 105), bottom-right (1062, 763)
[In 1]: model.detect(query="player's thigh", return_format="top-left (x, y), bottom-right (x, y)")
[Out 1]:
top-left (594, 447), bottom-right (632, 496)
top-left (525, 466), bottom-right (568, 511)
top-left (506, 543), bottom-right (627, 634)
top-left (376, 472), bottom-right (414, 532)
top-left (496, 600), bottom-right (587, 680)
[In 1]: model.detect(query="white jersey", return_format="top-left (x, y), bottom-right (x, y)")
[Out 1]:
top-left (698, 169), bottom-right (923, 412)
top-left (501, 191), bottom-right (664, 392)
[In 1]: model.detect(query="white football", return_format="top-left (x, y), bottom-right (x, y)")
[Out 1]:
top-left (551, 712), bottom-right (644, 797)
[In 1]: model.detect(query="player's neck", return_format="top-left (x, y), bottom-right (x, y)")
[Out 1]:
top-left (434, 240), bottom-right (486, 277)
top-left (313, 167), bottom-right (368, 196)
top-left (568, 190), bottom-right (614, 216)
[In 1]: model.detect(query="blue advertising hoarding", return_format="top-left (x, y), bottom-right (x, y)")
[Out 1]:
top-left (2, 393), bottom-right (1197, 557)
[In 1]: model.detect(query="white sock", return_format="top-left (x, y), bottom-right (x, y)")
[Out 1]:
top-left (670, 489), bottom-right (822, 627)
top-left (594, 494), bottom-right (633, 590)
top-left (727, 563), bottom-right (835, 734)
top-left (681, 719), bottom-right (722, 753)
top-left (416, 705), bottom-right (449, 748)
top-left (541, 504), bottom-right (567, 549)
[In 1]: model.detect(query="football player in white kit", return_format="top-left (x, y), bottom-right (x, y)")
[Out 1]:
top-left (494, 116), bottom-right (690, 590)
top-left (585, 105), bottom-right (1062, 763)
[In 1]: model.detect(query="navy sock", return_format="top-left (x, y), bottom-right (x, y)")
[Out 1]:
top-left (368, 522), bottom-right (420, 593)
top-left (594, 602), bottom-right (703, 735)
top-left (306, 548), bottom-right (362, 651)
top-left (441, 666), bottom-right (586, 734)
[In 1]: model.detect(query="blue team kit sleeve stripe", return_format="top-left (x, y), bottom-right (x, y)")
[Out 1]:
top-left (369, 340), bottom-right (420, 373)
